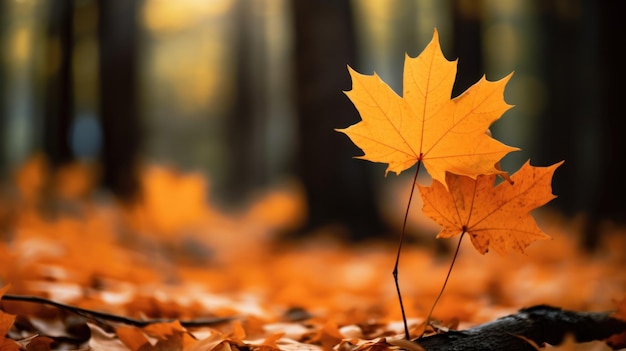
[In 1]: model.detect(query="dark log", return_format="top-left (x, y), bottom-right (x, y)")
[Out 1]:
top-left (415, 305), bottom-right (626, 351)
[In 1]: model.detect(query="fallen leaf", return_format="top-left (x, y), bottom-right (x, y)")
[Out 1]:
top-left (117, 325), bottom-right (150, 351)
top-left (307, 320), bottom-right (345, 351)
top-left (148, 321), bottom-right (197, 350)
top-left (260, 332), bottom-right (284, 350)
top-left (143, 320), bottom-right (188, 340)
top-left (543, 333), bottom-right (613, 350)
top-left (187, 327), bottom-right (245, 351)
top-left (14, 154), bottom-right (47, 205)
top-left (387, 338), bottom-right (426, 351)
top-left (186, 331), bottom-right (224, 351)
top-left (127, 165), bottom-right (215, 238)
top-left (24, 335), bottom-right (54, 351)
top-left (419, 160), bottom-right (563, 254)
top-left (337, 29), bottom-right (518, 186)
top-left (607, 297), bottom-right (626, 349)
top-left (0, 285), bottom-right (19, 351)
top-left (87, 323), bottom-right (130, 351)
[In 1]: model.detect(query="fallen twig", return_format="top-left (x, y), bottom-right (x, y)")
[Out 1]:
top-left (1, 293), bottom-right (233, 328)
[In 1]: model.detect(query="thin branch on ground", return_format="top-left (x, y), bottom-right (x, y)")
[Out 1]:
top-left (1, 293), bottom-right (233, 328)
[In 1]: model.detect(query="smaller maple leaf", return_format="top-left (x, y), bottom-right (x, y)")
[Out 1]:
top-left (418, 160), bottom-right (563, 255)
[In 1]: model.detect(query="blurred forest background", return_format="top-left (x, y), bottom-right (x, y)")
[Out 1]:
top-left (0, 0), bottom-right (625, 247)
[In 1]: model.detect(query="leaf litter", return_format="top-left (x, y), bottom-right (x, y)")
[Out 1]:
top-left (0, 156), bottom-right (624, 350)
top-left (1, 29), bottom-right (624, 351)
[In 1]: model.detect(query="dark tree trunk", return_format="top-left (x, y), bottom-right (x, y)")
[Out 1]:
top-left (451, 2), bottom-right (483, 97)
top-left (538, 2), bottom-right (591, 217)
top-left (290, 0), bottom-right (388, 241)
top-left (97, 0), bottom-right (141, 201)
top-left (594, 1), bottom-right (626, 235)
top-left (43, 0), bottom-right (74, 167)
top-left (0, 1), bottom-right (7, 176)
top-left (536, 1), bottom-right (626, 250)
top-left (223, 1), bottom-right (268, 205)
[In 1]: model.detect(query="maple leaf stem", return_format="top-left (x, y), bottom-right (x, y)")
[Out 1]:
top-left (420, 231), bottom-right (466, 338)
top-left (393, 160), bottom-right (422, 340)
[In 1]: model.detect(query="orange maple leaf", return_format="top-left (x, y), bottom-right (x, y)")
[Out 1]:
top-left (117, 321), bottom-right (196, 351)
top-left (418, 160), bottom-right (563, 254)
top-left (607, 297), bottom-right (626, 349)
top-left (0, 286), bottom-right (19, 351)
top-left (337, 29), bottom-right (518, 186)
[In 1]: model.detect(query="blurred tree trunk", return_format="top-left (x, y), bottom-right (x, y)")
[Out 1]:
top-left (536, 1), bottom-right (625, 249)
top-left (290, 0), bottom-right (388, 240)
top-left (595, 1), bottom-right (626, 235)
top-left (536, 2), bottom-right (589, 216)
top-left (0, 1), bottom-right (6, 176)
top-left (43, 0), bottom-right (74, 167)
top-left (223, 1), bottom-right (268, 204)
top-left (97, 0), bottom-right (141, 201)
top-left (451, 1), bottom-right (483, 97)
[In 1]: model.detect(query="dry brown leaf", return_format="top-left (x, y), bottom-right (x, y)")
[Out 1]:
top-left (419, 160), bottom-right (563, 254)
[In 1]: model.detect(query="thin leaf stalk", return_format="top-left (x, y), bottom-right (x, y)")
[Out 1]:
top-left (420, 231), bottom-right (466, 338)
top-left (393, 160), bottom-right (422, 340)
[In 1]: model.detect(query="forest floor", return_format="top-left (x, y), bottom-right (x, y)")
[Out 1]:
top-left (1, 157), bottom-right (625, 350)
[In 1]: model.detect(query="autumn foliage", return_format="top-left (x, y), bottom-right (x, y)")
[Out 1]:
top-left (339, 29), bottom-right (562, 255)
top-left (419, 160), bottom-right (563, 255)
top-left (0, 155), bottom-right (624, 350)
top-left (337, 30), bottom-right (518, 186)
top-left (0, 29), bottom-right (624, 351)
